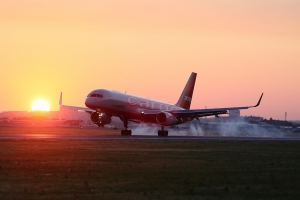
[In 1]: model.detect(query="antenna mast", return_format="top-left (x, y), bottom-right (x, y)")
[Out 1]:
top-left (285, 112), bottom-right (287, 121)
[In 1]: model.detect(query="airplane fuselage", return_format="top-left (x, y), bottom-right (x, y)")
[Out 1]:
top-left (60, 72), bottom-right (263, 136)
top-left (85, 89), bottom-right (189, 125)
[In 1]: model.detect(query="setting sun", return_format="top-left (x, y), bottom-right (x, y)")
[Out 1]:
top-left (31, 99), bottom-right (50, 111)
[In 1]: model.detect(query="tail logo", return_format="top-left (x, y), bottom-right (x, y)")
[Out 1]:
top-left (184, 96), bottom-right (192, 102)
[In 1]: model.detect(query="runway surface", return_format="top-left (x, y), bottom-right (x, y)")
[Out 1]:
top-left (1, 134), bottom-right (300, 141)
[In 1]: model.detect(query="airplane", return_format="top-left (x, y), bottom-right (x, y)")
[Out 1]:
top-left (59, 72), bottom-right (263, 136)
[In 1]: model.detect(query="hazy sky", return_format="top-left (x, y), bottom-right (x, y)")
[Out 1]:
top-left (1, 0), bottom-right (299, 120)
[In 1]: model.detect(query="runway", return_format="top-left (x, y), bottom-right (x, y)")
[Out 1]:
top-left (1, 134), bottom-right (300, 141)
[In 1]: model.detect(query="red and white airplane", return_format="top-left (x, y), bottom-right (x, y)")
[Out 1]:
top-left (60, 72), bottom-right (263, 136)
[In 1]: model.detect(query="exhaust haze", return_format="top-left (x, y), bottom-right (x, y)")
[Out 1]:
top-left (131, 118), bottom-right (295, 138)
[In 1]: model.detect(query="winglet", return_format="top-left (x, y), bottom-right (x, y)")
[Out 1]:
top-left (59, 92), bottom-right (62, 106)
top-left (253, 93), bottom-right (263, 107)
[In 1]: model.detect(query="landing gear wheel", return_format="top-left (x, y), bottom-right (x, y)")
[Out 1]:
top-left (121, 130), bottom-right (132, 136)
top-left (120, 117), bottom-right (132, 136)
top-left (158, 130), bottom-right (168, 137)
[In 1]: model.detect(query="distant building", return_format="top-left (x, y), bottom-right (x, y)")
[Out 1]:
top-left (1, 111), bottom-right (29, 119)
top-left (0, 108), bottom-right (93, 127)
top-left (244, 116), bottom-right (264, 123)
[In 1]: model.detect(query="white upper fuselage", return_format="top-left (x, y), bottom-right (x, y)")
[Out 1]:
top-left (85, 89), bottom-right (184, 122)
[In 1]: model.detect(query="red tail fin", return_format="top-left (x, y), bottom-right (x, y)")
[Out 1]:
top-left (175, 72), bottom-right (197, 109)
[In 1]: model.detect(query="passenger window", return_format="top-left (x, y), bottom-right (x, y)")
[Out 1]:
top-left (90, 93), bottom-right (103, 98)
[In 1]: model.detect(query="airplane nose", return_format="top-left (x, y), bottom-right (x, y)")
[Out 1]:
top-left (85, 97), bottom-right (93, 108)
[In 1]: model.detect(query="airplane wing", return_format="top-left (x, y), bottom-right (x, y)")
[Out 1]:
top-left (142, 93), bottom-right (263, 119)
top-left (171, 93), bottom-right (264, 118)
top-left (60, 104), bottom-right (94, 113)
top-left (59, 92), bottom-right (94, 113)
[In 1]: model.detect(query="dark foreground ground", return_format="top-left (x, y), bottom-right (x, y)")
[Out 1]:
top-left (0, 127), bottom-right (300, 199)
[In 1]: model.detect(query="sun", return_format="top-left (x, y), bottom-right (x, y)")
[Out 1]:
top-left (32, 99), bottom-right (50, 111)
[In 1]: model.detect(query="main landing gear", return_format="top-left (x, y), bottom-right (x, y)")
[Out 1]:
top-left (121, 129), bottom-right (132, 136)
top-left (158, 127), bottom-right (168, 137)
top-left (121, 118), bottom-right (132, 136)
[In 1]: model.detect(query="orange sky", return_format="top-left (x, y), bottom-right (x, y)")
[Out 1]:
top-left (0, 0), bottom-right (300, 120)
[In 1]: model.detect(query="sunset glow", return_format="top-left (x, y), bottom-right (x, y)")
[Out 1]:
top-left (31, 99), bottom-right (50, 112)
top-left (1, 1), bottom-right (300, 119)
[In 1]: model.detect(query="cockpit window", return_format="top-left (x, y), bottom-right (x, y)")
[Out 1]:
top-left (90, 93), bottom-right (103, 98)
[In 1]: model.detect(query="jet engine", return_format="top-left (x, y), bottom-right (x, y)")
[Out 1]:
top-left (90, 112), bottom-right (111, 126)
top-left (156, 111), bottom-right (178, 126)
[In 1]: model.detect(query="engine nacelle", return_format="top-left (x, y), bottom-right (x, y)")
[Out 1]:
top-left (90, 112), bottom-right (111, 126)
top-left (156, 111), bottom-right (178, 126)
